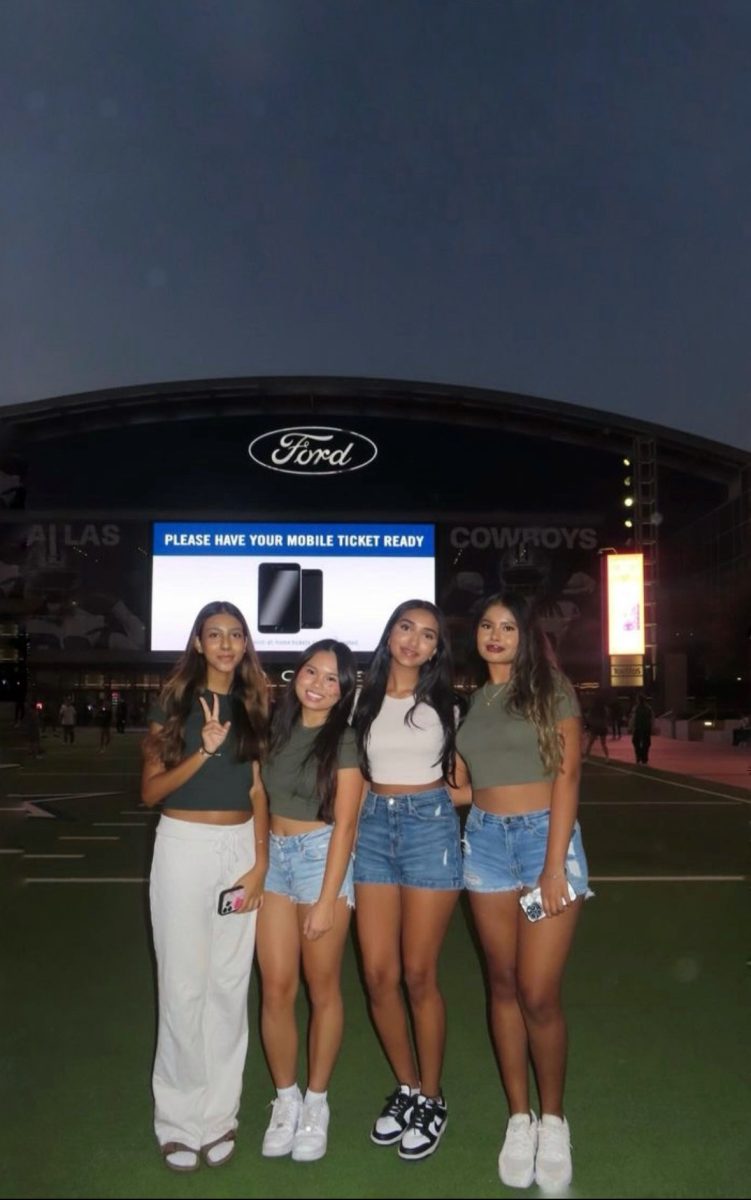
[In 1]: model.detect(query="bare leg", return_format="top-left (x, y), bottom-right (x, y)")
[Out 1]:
top-left (517, 900), bottom-right (581, 1115)
top-left (468, 890), bottom-right (531, 1114)
top-left (299, 898), bottom-right (352, 1092)
top-left (256, 893), bottom-right (301, 1087)
top-left (355, 883), bottom-right (419, 1087)
top-left (400, 887), bottom-right (459, 1096)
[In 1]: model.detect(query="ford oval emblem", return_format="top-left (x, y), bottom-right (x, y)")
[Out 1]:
top-left (248, 426), bottom-right (378, 475)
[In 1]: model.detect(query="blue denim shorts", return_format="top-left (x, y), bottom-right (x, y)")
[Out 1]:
top-left (265, 825), bottom-right (355, 907)
top-left (354, 788), bottom-right (463, 890)
top-left (462, 805), bottom-right (590, 895)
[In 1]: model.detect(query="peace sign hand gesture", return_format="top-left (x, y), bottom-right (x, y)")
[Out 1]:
top-left (198, 693), bottom-right (231, 755)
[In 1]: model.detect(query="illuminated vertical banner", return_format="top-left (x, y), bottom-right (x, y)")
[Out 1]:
top-left (607, 553), bottom-right (645, 656)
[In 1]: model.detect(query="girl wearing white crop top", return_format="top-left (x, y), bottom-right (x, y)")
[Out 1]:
top-left (352, 600), bottom-right (462, 1162)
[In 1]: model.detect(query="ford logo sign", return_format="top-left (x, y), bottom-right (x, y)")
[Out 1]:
top-left (248, 426), bottom-right (378, 476)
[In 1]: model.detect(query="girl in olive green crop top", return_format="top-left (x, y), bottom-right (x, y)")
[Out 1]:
top-left (255, 639), bottom-right (363, 1163)
top-left (453, 592), bottom-right (588, 1192)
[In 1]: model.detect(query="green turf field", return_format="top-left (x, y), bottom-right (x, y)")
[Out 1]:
top-left (1, 729), bottom-right (749, 1198)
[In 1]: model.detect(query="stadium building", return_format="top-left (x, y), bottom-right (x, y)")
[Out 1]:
top-left (0, 376), bottom-right (748, 722)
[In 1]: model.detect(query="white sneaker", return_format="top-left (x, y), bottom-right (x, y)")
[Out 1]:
top-left (261, 1087), bottom-right (302, 1157)
top-left (291, 1096), bottom-right (330, 1162)
top-left (535, 1114), bottom-right (572, 1192)
top-left (498, 1111), bottom-right (538, 1188)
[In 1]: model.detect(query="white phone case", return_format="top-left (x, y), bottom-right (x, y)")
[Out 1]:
top-left (519, 880), bottom-right (577, 922)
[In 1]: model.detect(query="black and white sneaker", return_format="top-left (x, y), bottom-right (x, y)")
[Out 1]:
top-left (370, 1085), bottom-right (417, 1145)
top-left (398, 1093), bottom-right (448, 1160)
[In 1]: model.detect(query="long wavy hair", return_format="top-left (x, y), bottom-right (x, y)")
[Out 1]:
top-left (353, 599), bottom-right (457, 782)
top-left (270, 639), bottom-right (358, 823)
top-left (143, 601), bottom-right (268, 768)
top-left (468, 591), bottom-right (576, 775)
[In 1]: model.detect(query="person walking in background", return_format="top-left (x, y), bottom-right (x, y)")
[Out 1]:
top-left (609, 694), bottom-right (622, 740)
top-left (59, 698), bottom-right (76, 745)
top-left (116, 697), bottom-right (128, 734)
top-left (141, 601), bottom-right (269, 1173)
top-left (582, 693), bottom-right (609, 758)
top-left (353, 600), bottom-right (462, 1162)
top-left (96, 698), bottom-right (113, 752)
top-left (453, 592), bottom-right (589, 1192)
top-left (256, 640), bottom-right (362, 1164)
top-left (25, 702), bottom-right (43, 759)
top-left (629, 694), bottom-right (654, 764)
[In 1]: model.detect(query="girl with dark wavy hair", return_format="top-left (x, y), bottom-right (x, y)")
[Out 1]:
top-left (256, 639), bottom-right (362, 1164)
top-left (454, 592), bottom-right (589, 1191)
top-left (142, 601), bottom-right (269, 1174)
top-left (352, 600), bottom-right (462, 1162)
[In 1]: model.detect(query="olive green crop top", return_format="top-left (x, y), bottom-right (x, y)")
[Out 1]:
top-left (455, 679), bottom-right (580, 787)
top-left (261, 723), bottom-right (359, 823)
top-left (148, 691), bottom-right (254, 812)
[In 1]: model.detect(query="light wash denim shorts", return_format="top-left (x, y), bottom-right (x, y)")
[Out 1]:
top-left (265, 824), bottom-right (355, 907)
top-left (462, 805), bottom-right (590, 895)
top-left (354, 788), bottom-right (463, 890)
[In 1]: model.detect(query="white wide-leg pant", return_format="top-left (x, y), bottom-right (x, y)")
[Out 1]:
top-left (150, 814), bottom-right (257, 1150)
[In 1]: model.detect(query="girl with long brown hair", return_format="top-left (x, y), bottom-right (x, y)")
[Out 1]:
top-left (142, 601), bottom-right (268, 1174)
top-left (353, 600), bottom-right (462, 1161)
top-left (454, 592), bottom-right (590, 1191)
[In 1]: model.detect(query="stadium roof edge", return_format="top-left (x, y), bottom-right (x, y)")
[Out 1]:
top-left (2, 375), bottom-right (748, 481)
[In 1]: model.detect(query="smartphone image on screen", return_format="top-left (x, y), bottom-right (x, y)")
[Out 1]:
top-left (258, 563), bottom-right (301, 633)
top-left (302, 569), bottom-right (323, 629)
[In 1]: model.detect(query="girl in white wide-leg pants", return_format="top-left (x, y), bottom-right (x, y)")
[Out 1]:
top-left (142, 602), bottom-right (269, 1173)
top-left (150, 816), bottom-right (257, 1149)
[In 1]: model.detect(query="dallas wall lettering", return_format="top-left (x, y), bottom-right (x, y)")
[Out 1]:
top-left (0, 520), bottom-right (148, 656)
top-left (439, 523), bottom-right (603, 680)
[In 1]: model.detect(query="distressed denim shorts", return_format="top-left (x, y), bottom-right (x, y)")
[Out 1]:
top-left (354, 788), bottom-right (463, 890)
top-left (462, 805), bottom-right (590, 895)
top-left (265, 825), bottom-right (355, 908)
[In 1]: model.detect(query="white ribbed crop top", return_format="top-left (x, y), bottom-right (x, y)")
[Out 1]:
top-left (366, 695), bottom-right (445, 784)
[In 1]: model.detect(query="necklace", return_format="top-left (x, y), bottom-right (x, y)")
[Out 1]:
top-left (483, 681), bottom-right (508, 706)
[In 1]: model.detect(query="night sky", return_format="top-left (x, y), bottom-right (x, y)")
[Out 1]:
top-left (2, 0), bottom-right (750, 450)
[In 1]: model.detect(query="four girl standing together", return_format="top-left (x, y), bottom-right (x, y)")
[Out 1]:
top-left (143, 593), bottom-right (591, 1189)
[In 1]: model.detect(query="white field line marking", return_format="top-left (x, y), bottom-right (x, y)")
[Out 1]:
top-left (590, 760), bottom-right (751, 804)
top-left (59, 836), bottom-right (118, 841)
top-left (92, 822), bottom-right (149, 828)
top-left (580, 799), bottom-right (742, 806)
top-left (0, 848), bottom-right (23, 854)
top-left (24, 875), bottom-right (746, 885)
top-left (25, 877), bottom-right (148, 884)
top-left (589, 875), bottom-right (746, 882)
top-left (25, 854), bottom-right (85, 860)
top-left (7, 792), bottom-right (120, 799)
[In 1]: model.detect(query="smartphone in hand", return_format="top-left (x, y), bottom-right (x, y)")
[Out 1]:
top-left (218, 885), bottom-right (246, 916)
top-left (519, 881), bottom-right (577, 922)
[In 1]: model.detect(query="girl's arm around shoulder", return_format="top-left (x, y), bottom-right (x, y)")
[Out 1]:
top-left (447, 752), bottom-right (472, 807)
top-left (140, 722), bottom-right (209, 808)
top-left (303, 764), bottom-right (362, 940)
top-left (232, 761), bottom-right (269, 913)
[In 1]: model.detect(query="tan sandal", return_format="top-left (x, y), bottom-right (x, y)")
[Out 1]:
top-left (201, 1130), bottom-right (236, 1167)
top-left (161, 1141), bottom-right (200, 1172)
